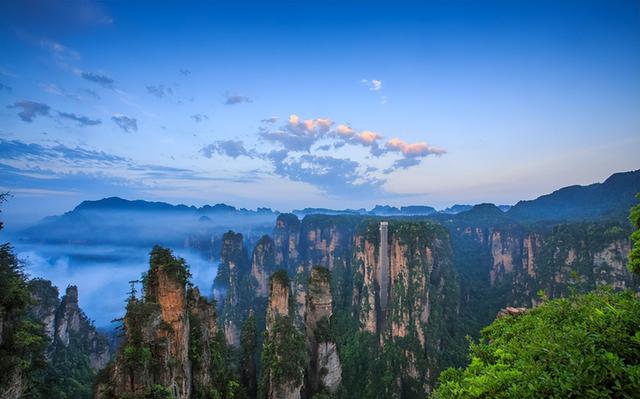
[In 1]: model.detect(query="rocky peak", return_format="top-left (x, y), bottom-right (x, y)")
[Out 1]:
top-left (273, 213), bottom-right (300, 272)
top-left (267, 270), bottom-right (290, 323)
top-left (306, 267), bottom-right (342, 394)
top-left (251, 235), bottom-right (276, 297)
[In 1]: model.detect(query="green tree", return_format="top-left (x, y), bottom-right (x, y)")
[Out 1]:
top-left (240, 311), bottom-right (258, 398)
top-left (628, 193), bottom-right (640, 275)
top-left (0, 193), bottom-right (47, 395)
top-left (432, 288), bottom-right (640, 399)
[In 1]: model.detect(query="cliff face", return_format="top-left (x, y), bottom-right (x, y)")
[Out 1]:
top-left (28, 281), bottom-right (111, 369)
top-left (351, 221), bottom-right (459, 394)
top-left (305, 267), bottom-right (342, 395)
top-left (449, 220), bottom-right (637, 337)
top-left (273, 213), bottom-right (301, 272)
top-left (214, 231), bottom-right (250, 347)
top-left (251, 235), bottom-right (276, 298)
top-left (97, 246), bottom-right (228, 399)
top-left (260, 271), bottom-right (306, 399)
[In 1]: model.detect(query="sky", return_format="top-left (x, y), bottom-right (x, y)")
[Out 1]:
top-left (1, 0), bottom-right (639, 227)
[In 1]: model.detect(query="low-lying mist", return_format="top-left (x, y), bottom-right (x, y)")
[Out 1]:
top-left (15, 242), bottom-right (218, 327)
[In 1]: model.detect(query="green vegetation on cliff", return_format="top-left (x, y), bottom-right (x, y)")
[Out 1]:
top-left (628, 193), bottom-right (640, 275)
top-left (432, 288), bottom-right (640, 399)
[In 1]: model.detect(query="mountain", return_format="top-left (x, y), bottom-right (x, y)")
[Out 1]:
top-left (507, 169), bottom-right (640, 222)
top-left (440, 204), bottom-right (473, 214)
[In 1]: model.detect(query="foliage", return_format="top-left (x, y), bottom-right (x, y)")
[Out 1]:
top-left (144, 246), bottom-right (191, 301)
top-left (240, 312), bottom-right (258, 398)
top-left (0, 193), bottom-right (48, 396)
top-left (258, 315), bottom-right (308, 398)
top-left (628, 193), bottom-right (640, 275)
top-left (432, 288), bottom-right (640, 399)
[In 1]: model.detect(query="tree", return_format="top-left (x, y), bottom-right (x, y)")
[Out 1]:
top-left (432, 288), bottom-right (640, 399)
top-left (240, 311), bottom-right (258, 398)
top-left (628, 193), bottom-right (640, 275)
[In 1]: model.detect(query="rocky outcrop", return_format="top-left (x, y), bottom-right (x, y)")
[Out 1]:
top-left (251, 235), bottom-right (276, 297)
top-left (497, 306), bottom-right (528, 318)
top-left (351, 221), bottom-right (459, 393)
top-left (97, 247), bottom-right (203, 398)
top-left (299, 215), bottom-right (357, 272)
top-left (273, 213), bottom-right (301, 272)
top-left (187, 287), bottom-right (219, 395)
top-left (306, 267), bottom-right (342, 394)
top-left (28, 280), bottom-right (111, 370)
top-left (260, 271), bottom-right (306, 399)
top-left (214, 231), bottom-right (250, 347)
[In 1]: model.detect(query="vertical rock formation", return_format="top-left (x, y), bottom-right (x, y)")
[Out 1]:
top-left (29, 280), bottom-right (111, 370)
top-left (187, 287), bottom-right (219, 396)
top-left (96, 246), bottom-right (242, 399)
top-left (251, 235), bottom-right (276, 298)
top-left (98, 246), bottom-right (193, 398)
top-left (214, 231), bottom-right (250, 347)
top-left (273, 213), bottom-right (301, 272)
top-left (351, 220), bottom-right (459, 393)
top-left (259, 270), bottom-right (307, 399)
top-left (306, 267), bottom-right (342, 395)
top-left (378, 221), bottom-right (390, 312)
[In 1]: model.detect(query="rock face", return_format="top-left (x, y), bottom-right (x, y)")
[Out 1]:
top-left (97, 246), bottom-right (222, 399)
top-left (251, 235), bottom-right (276, 297)
top-left (28, 280), bottom-right (111, 370)
top-left (306, 267), bottom-right (342, 394)
top-left (351, 221), bottom-right (458, 393)
top-left (273, 213), bottom-right (301, 272)
top-left (214, 231), bottom-right (250, 347)
top-left (261, 271), bottom-right (306, 399)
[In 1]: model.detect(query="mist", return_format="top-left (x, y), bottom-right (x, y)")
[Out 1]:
top-left (14, 242), bottom-right (219, 327)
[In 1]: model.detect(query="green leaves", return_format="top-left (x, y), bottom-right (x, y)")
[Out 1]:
top-left (432, 289), bottom-right (640, 399)
top-left (628, 193), bottom-right (640, 275)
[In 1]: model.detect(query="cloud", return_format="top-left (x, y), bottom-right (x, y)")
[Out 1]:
top-left (111, 115), bottom-right (138, 133)
top-left (8, 100), bottom-right (51, 122)
top-left (200, 140), bottom-right (252, 159)
top-left (40, 39), bottom-right (80, 61)
top-left (259, 114), bottom-right (334, 152)
top-left (0, 139), bottom-right (126, 165)
top-left (383, 158), bottom-right (422, 174)
top-left (361, 79), bottom-right (382, 91)
top-left (331, 124), bottom-right (384, 155)
top-left (58, 112), bottom-right (101, 127)
top-left (81, 72), bottom-right (115, 89)
top-left (191, 114), bottom-right (208, 123)
top-left (180, 69), bottom-right (191, 76)
top-left (0, 83), bottom-right (12, 93)
top-left (224, 93), bottom-right (252, 105)
top-left (385, 138), bottom-right (446, 157)
top-left (266, 151), bottom-right (383, 196)
top-left (261, 116), bottom-right (278, 124)
top-left (146, 84), bottom-right (172, 98)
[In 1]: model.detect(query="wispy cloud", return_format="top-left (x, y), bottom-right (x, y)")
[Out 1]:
top-left (0, 83), bottom-right (13, 93)
top-left (81, 72), bottom-right (115, 89)
top-left (58, 112), bottom-right (101, 127)
top-left (361, 79), bottom-right (382, 91)
top-left (146, 84), bottom-right (173, 98)
top-left (261, 116), bottom-right (278, 124)
top-left (111, 115), bottom-right (137, 133)
top-left (179, 69), bottom-right (191, 76)
top-left (224, 93), bottom-right (252, 105)
top-left (191, 114), bottom-right (208, 123)
top-left (200, 140), bottom-right (253, 159)
top-left (385, 138), bottom-right (446, 157)
top-left (7, 100), bottom-right (51, 122)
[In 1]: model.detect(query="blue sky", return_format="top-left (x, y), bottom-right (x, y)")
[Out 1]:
top-left (1, 0), bottom-right (639, 226)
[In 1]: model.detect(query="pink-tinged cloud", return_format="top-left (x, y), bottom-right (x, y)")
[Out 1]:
top-left (335, 124), bottom-right (355, 137)
top-left (357, 130), bottom-right (382, 144)
top-left (288, 114), bottom-right (333, 134)
top-left (385, 138), bottom-right (446, 157)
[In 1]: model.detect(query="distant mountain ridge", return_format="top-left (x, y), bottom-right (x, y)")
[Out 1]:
top-left (506, 169), bottom-right (640, 222)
